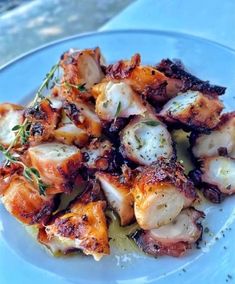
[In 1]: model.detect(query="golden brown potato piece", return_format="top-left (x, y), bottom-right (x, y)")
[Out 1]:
top-left (191, 112), bottom-right (235, 159)
top-left (27, 142), bottom-right (83, 192)
top-left (120, 115), bottom-right (174, 165)
top-left (38, 181), bottom-right (110, 261)
top-left (132, 208), bottom-right (204, 257)
top-left (132, 159), bottom-right (197, 230)
top-left (0, 103), bottom-right (24, 147)
top-left (159, 91), bottom-right (223, 130)
top-left (0, 174), bottom-right (55, 225)
top-left (96, 172), bottom-right (134, 226)
top-left (64, 100), bottom-right (102, 137)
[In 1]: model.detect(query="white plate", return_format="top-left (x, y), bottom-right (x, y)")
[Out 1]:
top-left (0, 30), bottom-right (235, 284)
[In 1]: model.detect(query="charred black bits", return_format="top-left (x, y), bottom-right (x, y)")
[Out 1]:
top-left (31, 123), bottom-right (44, 136)
top-left (217, 147), bottom-right (228, 156)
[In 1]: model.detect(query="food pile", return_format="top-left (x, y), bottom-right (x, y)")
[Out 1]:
top-left (0, 48), bottom-right (234, 261)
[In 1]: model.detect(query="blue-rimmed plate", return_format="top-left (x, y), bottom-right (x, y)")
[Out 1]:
top-left (0, 30), bottom-right (235, 284)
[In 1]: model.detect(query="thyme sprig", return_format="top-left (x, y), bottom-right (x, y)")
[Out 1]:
top-left (64, 82), bottom-right (87, 92)
top-left (0, 145), bottom-right (47, 195)
top-left (0, 63), bottom-right (59, 195)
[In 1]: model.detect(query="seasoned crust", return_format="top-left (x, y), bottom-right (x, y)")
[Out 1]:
top-left (25, 99), bottom-right (61, 145)
top-left (38, 181), bottom-right (110, 260)
top-left (156, 59), bottom-right (226, 97)
top-left (105, 54), bottom-right (169, 102)
top-left (135, 158), bottom-right (197, 201)
top-left (27, 142), bottom-right (83, 193)
top-left (105, 53), bottom-right (141, 79)
top-left (132, 159), bottom-right (197, 230)
top-left (0, 174), bottom-right (56, 225)
top-left (159, 91), bottom-right (224, 131)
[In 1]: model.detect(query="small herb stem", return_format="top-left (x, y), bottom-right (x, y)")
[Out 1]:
top-left (0, 63), bottom-right (59, 195)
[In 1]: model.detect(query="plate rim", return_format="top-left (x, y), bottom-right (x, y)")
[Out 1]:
top-left (1, 29), bottom-right (235, 72)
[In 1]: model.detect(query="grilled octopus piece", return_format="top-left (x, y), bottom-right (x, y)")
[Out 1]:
top-left (189, 156), bottom-right (235, 203)
top-left (132, 158), bottom-right (197, 230)
top-left (104, 54), bottom-right (170, 102)
top-left (81, 139), bottom-right (114, 173)
top-left (60, 47), bottom-right (105, 101)
top-left (159, 91), bottom-right (223, 131)
top-left (0, 103), bottom-right (24, 147)
top-left (26, 142), bottom-right (83, 194)
top-left (132, 208), bottom-right (204, 257)
top-left (38, 180), bottom-right (110, 261)
top-left (92, 81), bottom-right (149, 122)
top-left (53, 109), bottom-right (89, 147)
top-left (0, 166), bottom-right (56, 225)
top-left (120, 115), bottom-right (175, 166)
top-left (25, 99), bottom-right (61, 145)
top-left (190, 112), bottom-right (235, 159)
top-left (156, 59), bottom-right (226, 97)
top-left (64, 100), bottom-right (102, 137)
top-left (96, 171), bottom-right (134, 226)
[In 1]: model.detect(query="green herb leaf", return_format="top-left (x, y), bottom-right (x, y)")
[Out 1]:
top-left (38, 180), bottom-right (47, 196)
top-left (103, 101), bottom-right (109, 108)
top-left (23, 168), bottom-right (33, 181)
top-left (143, 120), bottom-right (160, 127)
top-left (30, 167), bottom-right (40, 178)
top-left (115, 102), bottom-right (122, 118)
top-left (77, 83), bottom-right (86, 92)
top-left (12, 125), bottom-right (22, 131)
top-left (134, 134), bottom-right (143, 149)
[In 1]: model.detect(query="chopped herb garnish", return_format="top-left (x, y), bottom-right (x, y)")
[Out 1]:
top-left (115, 101), bottom-right (122, 118)
top-left (204, 227), bottom-right (210, 234)
top-left (226, 184), bottom-right (231, 190)
top-left (134, 134), bottom-right (143, 149)
top-left (142, 120), bottom-right (160, 127)
top-left (103, 101), bottom-right (109, 108)
top-left (64, 82), bottom-right (87, 92)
